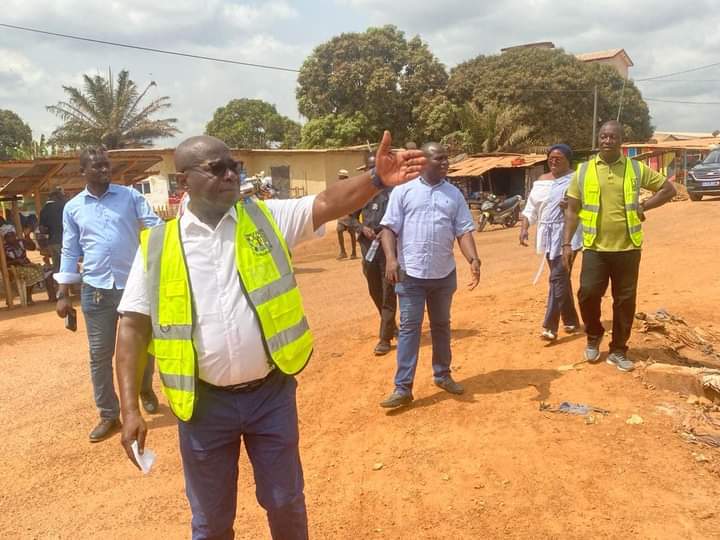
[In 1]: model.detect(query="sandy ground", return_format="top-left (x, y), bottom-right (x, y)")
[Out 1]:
top-left (1, 199), bottom-right (720, 539)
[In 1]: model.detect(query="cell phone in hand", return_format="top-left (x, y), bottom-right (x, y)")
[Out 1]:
top-left (65, 308), bottom-right (77, 332)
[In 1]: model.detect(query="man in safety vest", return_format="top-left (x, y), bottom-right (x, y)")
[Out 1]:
top-left (563, 120), bottom-right (676, 372)
top-left (115, 132), bottom-right (425, 540)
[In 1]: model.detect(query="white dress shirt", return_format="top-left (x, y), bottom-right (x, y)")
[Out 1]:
top-left (118, 196), bottom-right (323, 386)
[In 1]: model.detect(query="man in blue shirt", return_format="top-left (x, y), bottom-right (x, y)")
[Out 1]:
top-left (379, 142), bottom-right (482, 408)
top-left (55, 147), bottom-right (163, 442)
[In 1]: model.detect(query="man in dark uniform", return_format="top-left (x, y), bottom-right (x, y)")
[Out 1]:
top-left (358, 156), bottom-right (397, 355)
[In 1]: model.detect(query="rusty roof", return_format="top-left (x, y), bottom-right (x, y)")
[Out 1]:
top-left (0, 149), bottom-right (163, 197)
top-left (623, 137), bottom-right (720, 152)
top-left (576, 48), bottom-right (634, 66)
top-left (447, 154), bottom-right (547, 177)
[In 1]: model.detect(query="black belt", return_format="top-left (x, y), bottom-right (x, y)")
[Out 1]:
top-left (199, 370), bottom-right (274, 393)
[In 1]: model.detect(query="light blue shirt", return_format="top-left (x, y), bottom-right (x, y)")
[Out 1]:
top-left (380, 177), bottom-right (475, 279)
top-left (56, 184), bottom-right (162, 289)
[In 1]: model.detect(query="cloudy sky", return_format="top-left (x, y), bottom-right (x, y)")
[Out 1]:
top-left (2, 0), bottom-right (719, 146)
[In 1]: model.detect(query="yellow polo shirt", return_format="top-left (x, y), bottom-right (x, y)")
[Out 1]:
top-left (567, 155), bottom-right (666, 251)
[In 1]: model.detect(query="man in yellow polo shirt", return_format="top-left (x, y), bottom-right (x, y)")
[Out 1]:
top-left (563, 120), bottom-right (676, 372)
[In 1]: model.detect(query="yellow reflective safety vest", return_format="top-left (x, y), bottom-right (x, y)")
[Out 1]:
top-left (140, 199), bottom-right (313, 421)
top-left (577, 156), bottom-right (643, 249)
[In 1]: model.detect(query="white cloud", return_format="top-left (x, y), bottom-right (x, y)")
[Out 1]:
top-left (3, 0), bottom-right (720, 142)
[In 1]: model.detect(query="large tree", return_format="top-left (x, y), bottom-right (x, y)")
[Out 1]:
top-left (296, 25), bottom-right (447, 146)
top-left (0, 109), bottom-right (32, 160)
top-left (447, 47), bottom-right (653, 149)
top-left (205, 98), bottom-right (301, 149)
top-left (300, 112), bottom-right (370, 148)
top-left (47, 69), bottom-right (179, 148)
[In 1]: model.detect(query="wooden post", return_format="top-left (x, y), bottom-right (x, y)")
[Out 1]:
top-left (10, 200), bottom-right (23, 235)
top-left (0, 232), bottom-right (14, 308)
top-left (34, 192), bottom-right (43, 216)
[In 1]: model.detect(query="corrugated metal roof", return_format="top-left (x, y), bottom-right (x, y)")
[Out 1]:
top-left (0, 149), bottom-right (163, 196)
top-left (447, 154), bottom-right (547, 177)
top-left (624, 137), bottom-right (720, 152)
top-left (576, 48), bottom-right (634, 66)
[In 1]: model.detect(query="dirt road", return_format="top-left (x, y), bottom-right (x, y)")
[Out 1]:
top-left (1, 199), bottom-right (719, 539)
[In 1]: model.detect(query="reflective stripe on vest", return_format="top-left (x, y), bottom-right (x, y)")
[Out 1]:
top-left (140, 199), bottom-right (313, 421)
top-left (577, 156), bottom-right (643, 248)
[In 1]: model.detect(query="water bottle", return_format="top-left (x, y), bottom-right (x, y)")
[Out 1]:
top-left (365, 238), bottom-right (380, 262)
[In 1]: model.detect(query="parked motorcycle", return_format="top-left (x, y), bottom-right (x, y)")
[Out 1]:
top-left (476, 193), bottom-right (523, 232)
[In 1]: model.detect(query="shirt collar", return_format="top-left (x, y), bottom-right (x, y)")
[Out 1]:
top-left (81, 183), bottom-right (120, 200)
top-left (596, 153), bottom-right (625, 166)
top-left (419, 176), bottom-right (447, 187)
top-left (180, 203), bottom-right (238, 234)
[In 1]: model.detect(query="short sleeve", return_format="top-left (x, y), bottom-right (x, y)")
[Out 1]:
top-left (641, 166), bottom-right (667, 192)
top-left (117, 248), bottom-right (150, 316)
top-left (453, 190), bottom-right (476, 237)
top-left (521, 184), bottom-right (543, 224)
top-left (265, 196), bottom-right (325, 249)
top-left (566, 172), bottom-right (580, 200)
top-left (379, 185), bottom-right (404, 234)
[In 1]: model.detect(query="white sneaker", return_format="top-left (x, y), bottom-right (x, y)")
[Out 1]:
top-left (564, 325), bottom-right (578, 334)
top-left (541, 329), bottom-right (557, 341)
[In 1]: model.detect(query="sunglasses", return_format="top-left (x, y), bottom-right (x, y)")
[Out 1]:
top-left (187, 157), bottom-right (240, 177)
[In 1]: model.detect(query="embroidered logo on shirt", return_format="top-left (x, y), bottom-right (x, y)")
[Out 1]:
top-left (245, 230), bottom-right (272, 255)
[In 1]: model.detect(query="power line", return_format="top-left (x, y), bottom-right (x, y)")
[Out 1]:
top-left (637, 79), bottom-right (720, 83)
top-left (0, 22), bottom-right (300, 73)
top-left (636, 61), bottom-right (720, 81)
top-left (644, 97), bottom-right (720, 105)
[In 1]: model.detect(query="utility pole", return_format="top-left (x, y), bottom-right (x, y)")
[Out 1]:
top-left (591, 85), bottom-right (598, 149)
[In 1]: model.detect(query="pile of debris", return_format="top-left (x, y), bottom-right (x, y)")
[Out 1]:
top-left (635, 310), bottom-right (720, 404)
top-left (680, 408), bottom-right (720, 448)
top-left (635, 309), bottom-right (720, 369)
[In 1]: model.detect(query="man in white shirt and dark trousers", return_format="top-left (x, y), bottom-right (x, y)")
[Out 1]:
top-left (115, 133), bottom-right (426, 540)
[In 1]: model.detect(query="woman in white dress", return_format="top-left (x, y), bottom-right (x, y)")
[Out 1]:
top-left (519, 144), bottom-right (582, 341)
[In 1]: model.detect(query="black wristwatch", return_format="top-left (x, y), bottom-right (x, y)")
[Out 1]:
top-left (56, 291), bottom-right (66, 301)
top-left (370, 167), bottom-right (385, 189)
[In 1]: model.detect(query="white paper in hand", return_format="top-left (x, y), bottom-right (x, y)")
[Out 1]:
top-left (131, 440), bottom-right (156, 474)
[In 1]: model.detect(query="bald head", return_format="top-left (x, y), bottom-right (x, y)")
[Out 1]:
top-left (175, 135), bottom-right (230, 172)
top-left (421, 142), bottom-right (445, 157)
top-left (421, 141), bottom-right (449, 184)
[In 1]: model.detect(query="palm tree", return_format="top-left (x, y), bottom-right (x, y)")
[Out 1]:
top-left (47, 69), bottom-right (179, 148)
top-left (458, 102), bottom-right (532, 153)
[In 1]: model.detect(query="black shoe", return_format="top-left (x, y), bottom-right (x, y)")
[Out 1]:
top-left (140, 390), bottom-right (159, 414)
top-left (434, 376), bottom-right (465, 395)
top-left (89, 418), bottom-right (120, 443)
top-left (373, 340), bottom-right (391, 356)
top-left (380, 390), bottom-right (413, 409)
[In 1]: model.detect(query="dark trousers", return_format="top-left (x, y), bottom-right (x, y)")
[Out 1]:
top-left (394, 270), bottom-right (457, 394)
top-left (80, 285), bottom-right (154, 420)
top-left (543, 256), bottom-right (579, 334)
top-left (178, 371), bottom-right (307, 540)
top-left (577, 249), bottom-right (642, 353)
top-left (362, 258), bottom-right (397, 341)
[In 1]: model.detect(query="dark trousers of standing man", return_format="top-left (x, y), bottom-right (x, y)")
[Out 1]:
top-left (178, 370), bottom-right (307, 540)
top-left (577, 249), bottom-right (642, 354)
top-left (362, 259), bottom-right (397, 341)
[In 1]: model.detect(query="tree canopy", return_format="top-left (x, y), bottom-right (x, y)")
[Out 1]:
top-left (0, 109), bottom-right (32, 160)
top-left (296, 25), bottom-right (447, 147)
top-left (47, 69), bottom-right (179, 149)
top-left (205, 98), bottom-right (301, 149)
top-left (447, 47), bottom-right (653, 149)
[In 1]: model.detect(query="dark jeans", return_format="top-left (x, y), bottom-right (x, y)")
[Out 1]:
top-left (362, 258), bottom-right (397, 341)
top-left (178, 371), bottom-right (307, 540)
top-left (80, 284), bottom-right (154, 420)
top-left (393, 270), bottom-right (457, 394)
top-left (543, 256), bottom-right (579, 334)
top-left (577, 250), bottom-right (642, 354)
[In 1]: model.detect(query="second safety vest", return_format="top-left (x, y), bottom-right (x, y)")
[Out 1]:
top-left (139, 198), bottom-right (313, 421)
top-left (577, 156), bottom-right (643, 249)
